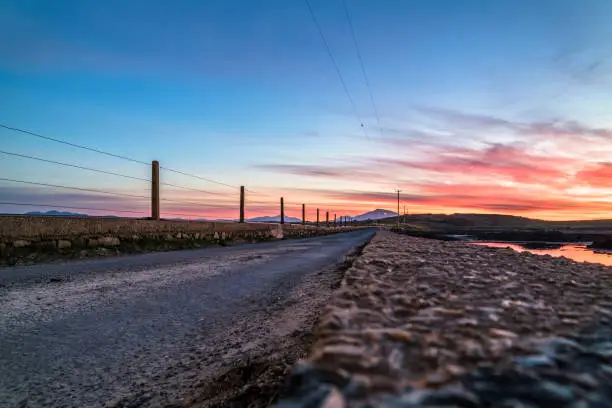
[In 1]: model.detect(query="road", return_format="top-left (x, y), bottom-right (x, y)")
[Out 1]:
top-left (0, 229), bottom-right (374, 408)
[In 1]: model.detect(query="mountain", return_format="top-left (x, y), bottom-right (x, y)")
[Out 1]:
top-left (352, 209), bottom-right (399, 222)
top-left (25, 210), bottom-right (89, 217)
top-left (248, 215), bottom-right (302, 223)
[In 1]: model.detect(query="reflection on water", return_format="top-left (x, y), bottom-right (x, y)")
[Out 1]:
top-left (472, 242), bottom-right (612, 266)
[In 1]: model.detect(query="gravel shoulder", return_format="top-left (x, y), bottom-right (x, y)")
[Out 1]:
top-left (278, 231), bottom-right (612, 407)
top-left (0, 229), bottom-right (374, 408)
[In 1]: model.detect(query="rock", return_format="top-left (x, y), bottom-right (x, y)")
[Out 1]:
top-left (534, 337), bottom-right (584, 357)
top-left (97, 237), bottom-right (120, 247)
top-left (13, 240), bottom-right (30, 248)
top-left (514, 354), bottom-right (555, 368)
top-left (591, 342), bottom-right (612, 359)
top-left (420, 387), bottom-right (480, 407)
top-left (57, 240), bottom-right (71, 250)
top-left (533, 381), bottom-right (574, 403)
top-left (320, 387), bottom-right (345, 408)
top-left (489, 328), bottom-right (518, 338)
top-left (587, 236), bottom-right (612, 250)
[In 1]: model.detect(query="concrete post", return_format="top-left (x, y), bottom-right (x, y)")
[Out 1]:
top-left (280, 197), bottom-right (284, 225)
top-left (326, 211), bottom-right (329, 227)
top-left (239, 186), bottom-right (245, 223)
top-left (151, 160), bottom-right (160, 220)
top-left (302, 204), bottom-right (305, 225)
top-left (316, 208), bottom-right (319, 226)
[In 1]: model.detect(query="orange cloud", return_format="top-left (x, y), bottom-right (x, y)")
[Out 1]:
top-left (575, 163), bottom-right (612, 188)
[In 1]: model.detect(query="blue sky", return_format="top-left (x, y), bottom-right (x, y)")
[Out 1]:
top-left (2, 0), bottom-right (612, 219)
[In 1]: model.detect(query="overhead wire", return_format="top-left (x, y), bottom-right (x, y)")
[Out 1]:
top-left (0, 202), bottom-right (147, 215)
top-left (0, 150), bottom-right (151, 182)
top-left (341, 0), bottom-right (383, 137)
top-left (0, 124), bottom-right (246, 191)
top-left (0, 178), bottom-right (150, 199)
top-left (159, 166), bottom-right (238, 190)
top-left (0, 124), bottom-right (150, 166)
top-left (1, 149), bottom-right (232, 198)
top-left (304, 0), bottom-right (368, 138)
top-left (159, 181), bottom-right (226, 196)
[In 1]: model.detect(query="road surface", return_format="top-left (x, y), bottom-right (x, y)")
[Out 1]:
top-left (0, 229), bottom-right (374, 407)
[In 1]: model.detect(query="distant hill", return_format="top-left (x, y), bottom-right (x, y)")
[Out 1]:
top-left (352, 209), bottom-right (399, 222)
top-left (25, 210), bottom-right (90, 217)
top-left (248, 215), bottom-right (302, 223)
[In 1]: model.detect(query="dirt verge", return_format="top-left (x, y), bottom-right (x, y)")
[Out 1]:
top-left (181, 239), bottom-right (372, 408)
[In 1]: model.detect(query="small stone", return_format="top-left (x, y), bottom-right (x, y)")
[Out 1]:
top-left (375, 328), bottom-right (413, 343)
top-left (57, 240), bottom-right (71, 249)
top-left (98, 236), bottom-right (120, 247)
top-left (534, 381), bottom-right (574, 402)
top-left (13, 240), bottom-right (30, 248)
top-left (561, 318), bottom-right (579, 325)
top-left (489, 328), bottom-right (518, 338)
top-left (600, 364), bottom-right (612, 377)
top-left (425, 371), bottom-right (451, 386)
top-left (591, 342), bottom-right (612, 359)
top-left (514, 354), bottom-right (555, 368)
top-left (421, 387), bottom-right (480, 407)
top-left (567, 373), bottom-right (598, 389)
top-left (445, 364), bottom-right (465, 376)
top-left (320, 387), bottom-right (345, 408)
top-left (457, 318), bottom-right (478, 326)
top-left (534, 337), bottom-right (584, 356)
top-left (96, 248), bottom-right (109, 256)
top-left (497, 399), bottom-right (538, 408)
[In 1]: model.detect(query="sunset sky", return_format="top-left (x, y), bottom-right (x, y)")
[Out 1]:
top-left (2, 0), bottom-right (612, 220)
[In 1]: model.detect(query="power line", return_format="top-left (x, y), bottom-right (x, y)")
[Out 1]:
top-left (0, 178), bottom-right (150, 199)
top-left (341, 0), bottom-right (383, 138)
top-left (0, 125), bottom-right (267, 194)
top-left (160, 197), bottom-right (236, 206)
top-left (159, 181), bottom-right (226, 196)
top-left (160, 167), bottom-right (238, 190)
top-left (0, 202), bottom-right (147, 215)
top-left (160, 167), bottom-right (270, 196)
top-left (0, 150), bottom-right (151, 182)
top-left (0, 124), bottom-right (150, 166)
top-left (245, 189), bottom-right (273, 197)
top-left (304, 0), bottom-right (368, 137)
top-left (0, 150), bottom-right (228, 196)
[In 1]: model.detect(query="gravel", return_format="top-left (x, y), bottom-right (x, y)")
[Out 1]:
top-left (0, 229), bottom-right (374, 408)
top-left (277, 231), bottom-right (612, 408)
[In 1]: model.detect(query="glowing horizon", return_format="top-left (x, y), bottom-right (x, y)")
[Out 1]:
top-left (2, 0), bottom-right (612, 221)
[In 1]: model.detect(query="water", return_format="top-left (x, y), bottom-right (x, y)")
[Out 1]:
top-left (472, 242), bottom-right (612, 266)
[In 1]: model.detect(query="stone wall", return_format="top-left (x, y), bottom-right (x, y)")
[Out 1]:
top-left (0, 216), bottom-right (358, 266)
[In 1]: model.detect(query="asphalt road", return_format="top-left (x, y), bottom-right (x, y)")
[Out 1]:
top-left (0, 229), bottom-right (374, 408)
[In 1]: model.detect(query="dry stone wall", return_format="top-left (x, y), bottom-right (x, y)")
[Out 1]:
top-left (0, 216), bottom-right (362, 265)
top-left (277, 231), bottom-right (612, 407)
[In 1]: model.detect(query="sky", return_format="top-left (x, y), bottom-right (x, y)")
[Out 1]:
top-left (2, 0), bottom-right (612, 220)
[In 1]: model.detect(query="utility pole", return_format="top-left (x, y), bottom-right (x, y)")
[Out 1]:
top-left (316, 208), bottom-right (320, 226)
top-left (239, 186), bottom-right (245, 223)
top-left (395, 189), bottom-right (401, 229)
top-left (280, 197), bottom-right (284, 225)
top-left (151, 160), bottom-right (160, 220)
top-left (404, 204), bottom-right (406, 224)
top-left (302, 204), bottom-right (306, 225)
